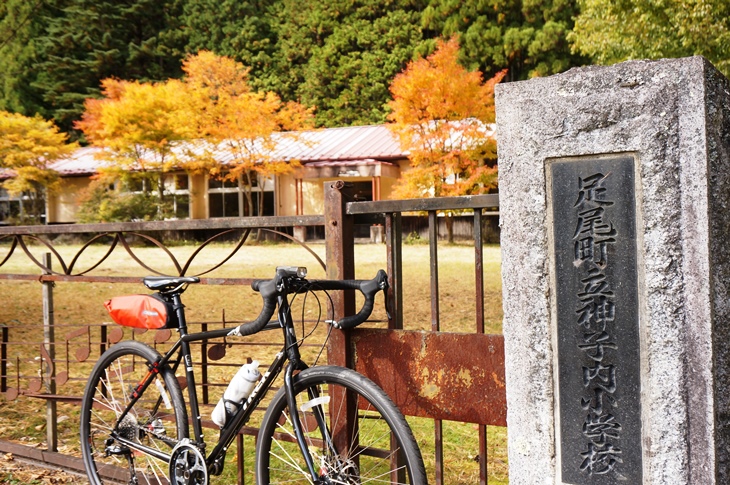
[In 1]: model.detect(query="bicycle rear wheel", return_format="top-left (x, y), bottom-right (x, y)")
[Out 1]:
top-left (256, 366), bottom-right (426, 484)
top-left (80, 340), bottom-right (188, 485)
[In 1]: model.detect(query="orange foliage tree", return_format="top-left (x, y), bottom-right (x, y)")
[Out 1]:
top-left (78, 51), bottom-right (314, 221)
top-left (77, 78), bottom-right (193, 217)
top-left (181, 51), bottom-right (314, 217)
top-left (388, 37), bottom-right (506, 200)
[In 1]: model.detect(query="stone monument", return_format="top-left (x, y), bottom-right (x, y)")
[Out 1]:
top-left (495, 56), bottom-right (730, 484)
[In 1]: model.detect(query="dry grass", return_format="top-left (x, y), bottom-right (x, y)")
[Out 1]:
top-left (0, 240), bottom-right (506, 484)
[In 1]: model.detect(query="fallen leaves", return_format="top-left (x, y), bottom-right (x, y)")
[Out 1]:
top-left (0, 453), bottom-right (78, 484)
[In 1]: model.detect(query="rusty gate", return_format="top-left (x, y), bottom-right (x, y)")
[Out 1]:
top-left (0, 182), bottom-right (506, 484)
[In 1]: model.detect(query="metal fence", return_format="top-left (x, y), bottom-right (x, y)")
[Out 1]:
top-left (0, 181), bottom-right (506, 484)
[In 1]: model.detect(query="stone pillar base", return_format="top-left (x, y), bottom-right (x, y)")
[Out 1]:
top-left (496, 57), bottom-right (730, 484)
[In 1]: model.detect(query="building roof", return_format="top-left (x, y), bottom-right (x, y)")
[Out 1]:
top-left (44, 124), bottom-right (407, 177)
top-left (50, 146), bottom-right (113, 176)
top-left (275, 124), bottom-right (406, 162)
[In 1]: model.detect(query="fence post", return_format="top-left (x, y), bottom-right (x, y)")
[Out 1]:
top-left (385, 213), bottom-right (403, 330)
top-left (1, 324), bottom-right (7, 393)
top-left (324, 180), bottom-right (355, 366)
top-left (323, 181), bottom-right (357, 456)
top-left (474, 209), bottom-right (489, 485)
top-left (42, 253), bottom-right (58, 452)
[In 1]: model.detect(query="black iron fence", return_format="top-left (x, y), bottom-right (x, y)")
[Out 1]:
top-left (0, 182), bottom-right (506, 484)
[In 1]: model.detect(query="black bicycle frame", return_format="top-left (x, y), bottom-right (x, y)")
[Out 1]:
top-left (110, 290), bottom-right (328, 482)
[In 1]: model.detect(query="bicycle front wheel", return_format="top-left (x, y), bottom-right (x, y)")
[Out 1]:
top-left (80, 340), bottom-right (188, 485)
top-left (256, 366), bottom-right (426, 484)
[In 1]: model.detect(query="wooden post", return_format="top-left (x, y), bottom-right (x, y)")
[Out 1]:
top-left (324, 180), bottom-right (355, 366)
top-left (385, 212), bottom-right (403, 330)
top-left (42, 253), bottom-right (57, 452)
top-left (323, 181), bottom-right (357, 460)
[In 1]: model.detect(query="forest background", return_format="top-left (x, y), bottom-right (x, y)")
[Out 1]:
top-left (3, 0), bottom-right (729, 141)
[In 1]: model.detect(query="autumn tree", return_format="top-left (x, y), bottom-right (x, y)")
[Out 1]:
top-left (569, 0), bottom-right (730, 77)
top-left (388, 37), bottom-right (505, 240)
top-left (76, 78), bottom-right (193, 218)
top-left (389, 37), bottom-right (505, 197)
top-left (181, 51), bottom-right (314, 218)
top-left (0, 111), bottom-right (77, 223)
top-left (2, 0), bottom-right (590, 133)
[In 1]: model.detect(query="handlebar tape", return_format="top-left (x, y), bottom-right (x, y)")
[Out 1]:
top-left (307, 270), bottom-right (388, 329)
top-left (227, 277), bottom-right (278, 337)
top-left (227, 269), bottom-right (388, 337)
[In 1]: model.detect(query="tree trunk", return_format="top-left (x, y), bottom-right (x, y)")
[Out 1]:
top-left (446, 212), bottom-right (454, 243)
top-left (156, 173), bottom-right (165, 219)
top-left (29, 183), bottom-right (46, 224)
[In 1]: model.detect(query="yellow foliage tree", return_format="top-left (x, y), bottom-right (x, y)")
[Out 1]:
top-left (181, 51), bottom-right (315, 217)
top-left (77, 78), bottom-right (193, 217)
top-left (0, 111), bottom-right (77, 223)
top-left (388, 37), bottom-right (506, 200)
top-left (78, 51), bottom-right (315, 221)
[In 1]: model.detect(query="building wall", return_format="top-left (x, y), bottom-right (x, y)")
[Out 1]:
top-left (47, 177), bottom-right (92, 223)
top-left (277, 173), bottom-right (298, 217)
top-left (381, 176), bottom-right (397, 201)
top-left (189, 173), bottom-right (207, 219)
top-left (45, 160), bottom-right (405, 223)
top-left (302, 179), bottom-right (325, 215)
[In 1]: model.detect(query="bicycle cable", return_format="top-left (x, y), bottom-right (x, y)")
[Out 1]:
top-left (284, 285), bottom-right (336, 367)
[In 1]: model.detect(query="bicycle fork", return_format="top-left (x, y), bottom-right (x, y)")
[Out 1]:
top-left (284, 361), bottom-right (344, 484)
top-left (279, 297), bottom-right (338, 484)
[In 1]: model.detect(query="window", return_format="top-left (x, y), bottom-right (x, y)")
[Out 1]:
top-left (208, 175), bottom-right (242, 217)
top-left (208, 173), bottom-right (274, 218)
top-left (169, 174), bottom-right (190, 219)
top-left (209, 191), bottom-right (240, 218)
top-left (0, 188), bottom-right (28, 224)
top-left (122, 176), bottom-right (147, 193)
top-left (352, 181), bottom-right (373, 202)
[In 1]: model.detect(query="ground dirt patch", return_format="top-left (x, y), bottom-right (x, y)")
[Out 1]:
top-left (0, 452), bottom-right (81, 484)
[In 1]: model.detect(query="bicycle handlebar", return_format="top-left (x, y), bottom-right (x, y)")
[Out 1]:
top-left (227, 268), bottom-right (389, 337)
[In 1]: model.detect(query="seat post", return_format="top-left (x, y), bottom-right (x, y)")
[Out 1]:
top-left (170, 292), bottom-right (188, 333)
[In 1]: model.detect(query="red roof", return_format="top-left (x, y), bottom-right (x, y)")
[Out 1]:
top-left (276, 124), bottom-right (406, 162)
top-left (45, 124), bottom-right (407, 177)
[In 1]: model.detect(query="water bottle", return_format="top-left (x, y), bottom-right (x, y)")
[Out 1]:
top-left (211, 361), bottom-right (260, 427)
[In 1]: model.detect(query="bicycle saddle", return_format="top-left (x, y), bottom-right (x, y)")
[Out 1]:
top-left (143, 276), bottom-right (201, 292)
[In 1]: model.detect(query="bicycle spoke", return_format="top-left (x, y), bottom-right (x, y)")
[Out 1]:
top-left (81, 342), bottom-right (186, 485)
top-left (257, 367), bottom-right (425, 484)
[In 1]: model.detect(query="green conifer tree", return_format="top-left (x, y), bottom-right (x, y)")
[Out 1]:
top-left (269, 0), bottom-right (429, 127)
top-left (4, 0), bottom-right (187, 137)
top-left (182, 0), bottom-right (279, 93)
top-left (422, 0), bottom-right (585, 80)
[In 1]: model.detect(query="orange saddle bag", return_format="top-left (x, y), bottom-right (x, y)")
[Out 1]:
top-left (104, 294), bottom-right (177, 329)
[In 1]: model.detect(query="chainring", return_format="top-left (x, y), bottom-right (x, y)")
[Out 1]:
top-left (169, 439), bottom-right (209, 485)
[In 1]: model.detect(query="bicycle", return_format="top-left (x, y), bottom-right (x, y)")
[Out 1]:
top-left (80, 266), bottom-right (427, 485)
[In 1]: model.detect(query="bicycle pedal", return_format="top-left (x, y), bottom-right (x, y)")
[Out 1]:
top-left (105, 444), bottom-right (131, 456)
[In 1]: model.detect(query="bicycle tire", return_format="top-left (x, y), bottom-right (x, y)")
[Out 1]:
top-left (255, 366), bottom-right (427, 484)
top-left (80, 340), bottom-right (188, 485)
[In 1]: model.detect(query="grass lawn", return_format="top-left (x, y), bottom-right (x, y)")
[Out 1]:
top-left (0, 240), bottom-right (507, 484)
